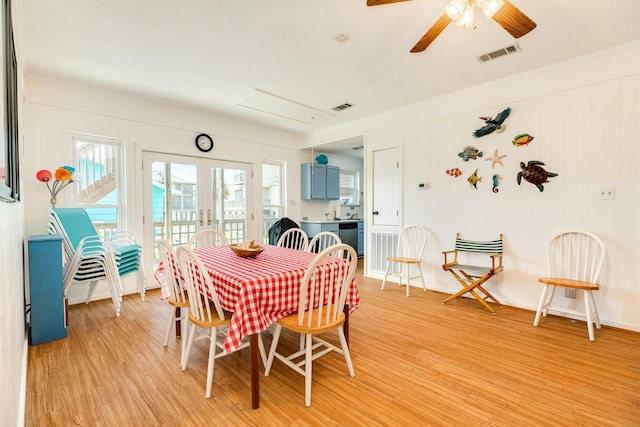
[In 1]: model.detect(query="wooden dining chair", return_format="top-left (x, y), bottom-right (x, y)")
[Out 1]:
top-left (188, 229), bottom-right (228, 249)
top-left (276, 227), bottom-right (309, 251)
top-left (157, 240), bottom-right (189, 359)
top-left (533, 231), bottom-right (606, 341)
top-left (176, 246), bottom-right (266, 398)
top-left (307, 231), bottom-right (341, 253)
top-left (264, 243), bottom-right (357, 407)
top-left (442, 233), bottom-right (504, 314)
top-left (381, 225), bottom-right (428, 296)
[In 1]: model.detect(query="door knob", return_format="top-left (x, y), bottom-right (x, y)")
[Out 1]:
top-left (372, 211), bottom-right (379, 215)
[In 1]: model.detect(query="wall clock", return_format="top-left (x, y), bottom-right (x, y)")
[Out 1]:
top-left (195, 133), bottom-right (214, 152)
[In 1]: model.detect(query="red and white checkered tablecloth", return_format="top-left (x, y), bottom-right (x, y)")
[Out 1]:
top-left (157, 244), bottom-right (360, 353)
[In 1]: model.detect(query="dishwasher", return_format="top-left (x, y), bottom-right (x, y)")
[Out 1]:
top-left (338, 222), bottom-right (359, 252)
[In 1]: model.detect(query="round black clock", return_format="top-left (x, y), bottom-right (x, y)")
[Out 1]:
top-left (195, 133), bottom-right (214, 152)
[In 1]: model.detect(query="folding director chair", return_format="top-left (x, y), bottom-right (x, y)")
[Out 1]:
top-left (442, 233), bottom-right (503, 314)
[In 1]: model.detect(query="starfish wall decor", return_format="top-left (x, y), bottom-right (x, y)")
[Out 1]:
top-left (485, 150), bottom-right (506, 169)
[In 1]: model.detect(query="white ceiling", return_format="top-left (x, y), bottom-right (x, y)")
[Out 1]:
top-left (22, 0), bottom-right (640, 142)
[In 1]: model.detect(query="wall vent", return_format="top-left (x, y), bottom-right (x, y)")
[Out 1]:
top-left (477, 43), bottom-right (521, 63)
top-left (332, 103), bottom-right (353, 112)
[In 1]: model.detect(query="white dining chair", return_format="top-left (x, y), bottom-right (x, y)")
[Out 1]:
top-left (176, 246), bottom-right (266, 398)
top-left (307, 231), bottom-right (341, 253)
top-left (157, 239), bottom-right (189, 360)
top-left (264, 243), bottom-right (357, 407)
top-left (276, 228), bottom-right (309, 251)
top-left (188, 229), bottom-right (228, 249)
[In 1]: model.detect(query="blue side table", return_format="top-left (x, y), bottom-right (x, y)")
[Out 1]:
top-left (28, 235), bottom-right (67, 345)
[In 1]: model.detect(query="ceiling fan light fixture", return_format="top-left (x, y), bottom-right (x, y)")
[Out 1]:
top-left (456, 3), bottom-right (476, 28)
top-left (445, 0), bottom-right (468, 20)
top-left (480, 0), bottom-right (504, 19)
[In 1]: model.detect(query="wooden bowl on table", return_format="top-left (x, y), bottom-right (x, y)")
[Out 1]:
top-left (229, 241), bottom-right (264, 258)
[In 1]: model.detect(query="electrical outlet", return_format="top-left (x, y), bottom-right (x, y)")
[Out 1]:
top-left (597, 187), bottom-right (615, 200)
top-left (564, 288), bottom-right (576, 299)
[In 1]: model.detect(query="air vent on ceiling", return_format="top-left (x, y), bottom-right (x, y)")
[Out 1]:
top-left (332, 103), bottom-right (353, 112)
top-left (477, 43), bottom-right (521, 63)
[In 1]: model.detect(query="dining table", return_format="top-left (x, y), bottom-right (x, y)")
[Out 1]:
top-left (156, 243), bottom-right (360, 409)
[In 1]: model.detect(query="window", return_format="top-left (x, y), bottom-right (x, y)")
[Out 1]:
top-left (72, 134), bottom-right (124, 238)
top-left (340, 170), bottom-right (359, 205)
top-left (262, 160), bottom-right (285, 241)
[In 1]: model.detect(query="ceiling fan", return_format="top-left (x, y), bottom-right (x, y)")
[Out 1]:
top-left (367, 0), bottom-right (537, 53)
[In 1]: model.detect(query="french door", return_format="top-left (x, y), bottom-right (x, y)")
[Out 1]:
top-left (142, 151), bottom-right (253, 272)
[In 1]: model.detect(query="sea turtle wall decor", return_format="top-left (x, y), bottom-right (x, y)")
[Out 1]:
top-left (517, 160), bottom-right (558, 192)
top-left (458, 146), bottom-right (483, 162)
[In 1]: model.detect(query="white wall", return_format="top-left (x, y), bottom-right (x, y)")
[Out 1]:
top-left (0, 201), bottom-right (26, 427)
top-left (23, 75), bottom-right (309, 302)
top-left (312, 41), bottom-right (640, 332)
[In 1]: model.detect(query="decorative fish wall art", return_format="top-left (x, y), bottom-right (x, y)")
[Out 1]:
top-left (472, 106), bottom-right (511, 138)
top-left (517, 160), bottom-right (558, 192)
top-left (513, 133), bottom-right (534, 146)
top-left (467, 169), bottom-right (482, 190)
top-left (458, 146), bottom-right (483, 162)
top-left (446, 168), bottom-right (462, 177)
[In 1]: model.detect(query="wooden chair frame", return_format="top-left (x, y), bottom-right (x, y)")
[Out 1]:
top-left (442, 233), bottom-right (503, 314)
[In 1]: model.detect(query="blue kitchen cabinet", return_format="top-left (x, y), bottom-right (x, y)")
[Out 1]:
top-left (301, 163), bottom-right (340, 200)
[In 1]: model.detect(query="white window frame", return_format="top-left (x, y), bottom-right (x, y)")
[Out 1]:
top-left (262, 159), bottom-right (286, 240)
top-left (71, 133), bottom-right (126, 233)
top-left (340, 169), bottom-right (360, 206)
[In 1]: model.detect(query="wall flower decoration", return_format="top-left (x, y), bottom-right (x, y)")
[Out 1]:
top-left (36, 166), bottom-right (82, 207)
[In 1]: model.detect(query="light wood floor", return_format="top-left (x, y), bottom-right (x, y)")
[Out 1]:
top-left (27, 265), bottom-right (640, 426)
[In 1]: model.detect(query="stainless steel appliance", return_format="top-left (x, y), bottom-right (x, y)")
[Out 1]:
top-left (338, 222), bottom-right (359, 252)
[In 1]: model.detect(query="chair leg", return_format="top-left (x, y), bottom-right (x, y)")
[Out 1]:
top-left (405, 265), bottom-right (410, 297)
top-left (205, 326), bottom-right (218, 398)
top-left (338, 326), bottom-right (355, 377)
top-left (588, 291), bottom-right (601, 329)
top-left (533, 284), bottom-right (550, 327)
top-left (417, 263), bottom-right (427, 292)
top-left (304, 333), bottom-right (312, 407)
top-left (163, 307), bottom-right (175, 347)
top-left (182, 323), bottom-right (197, 371)
top-left (264, 324), bottom-right (282, 376)
top-left (584, 291), bottom-right (595, 341)
top-left (381, 261), bottom-right (391, 290)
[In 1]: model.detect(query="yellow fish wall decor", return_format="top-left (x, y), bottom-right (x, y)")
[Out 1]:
top-left (467, 169), bottom-right (482, 190)
top-left (513, 133), bottom-right (534, 146)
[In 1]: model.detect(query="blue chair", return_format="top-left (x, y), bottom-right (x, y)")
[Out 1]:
top-left (49, 208), bottom-right (146, 314)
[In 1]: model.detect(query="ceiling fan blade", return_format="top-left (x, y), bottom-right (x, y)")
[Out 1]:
top-left (410, 13), bottom-right (452, 53)
top-left (366, 0), bottom-right (413, 6)
top-left (492, 0), bottom-right (537, 38)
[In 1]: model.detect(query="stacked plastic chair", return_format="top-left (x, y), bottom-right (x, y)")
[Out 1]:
top-left (48, 208), bottom-right (146, 316)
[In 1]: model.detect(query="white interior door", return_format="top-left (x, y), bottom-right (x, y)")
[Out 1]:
top-left (371, 147), bottom-right (400, 226)
top-left (142, 152), bottom-right (253, 274)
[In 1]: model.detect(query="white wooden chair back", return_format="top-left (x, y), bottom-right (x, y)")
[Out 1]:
top-left (189, 229), bottom-right (228, 249)
top-left (297, 243), bottom-right (357, 328)
top-left (396, 226), bottom-right (427, 261)
top-left (307, 231), bottom-right (341, 253)
top-left (277, 228), bottom-right (309, 251)
top-left (547, 231), bottom-right (605, 284)
top-left (157, 239), bottom-right (187, 304)
top-left (176, 246), bottom-right (226, 324)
